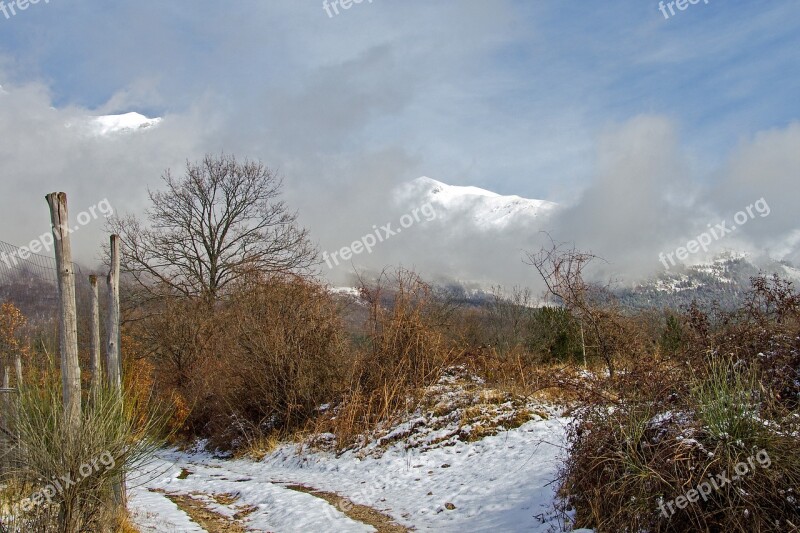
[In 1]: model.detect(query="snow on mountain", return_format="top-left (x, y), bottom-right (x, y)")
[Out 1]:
top-left (398, 176), bottom-right (557, 229)
top-left (780, 263), bottom-right (800, 283)
top-left (89, 112), bottom-right (162, 135)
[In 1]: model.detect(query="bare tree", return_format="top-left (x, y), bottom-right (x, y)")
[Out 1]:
top-left (108, 154), bottom-right (316, 303)
top-left (525, 235), bottom-right (619, 377)
top-left (485, 285), bottom-right (536, 357)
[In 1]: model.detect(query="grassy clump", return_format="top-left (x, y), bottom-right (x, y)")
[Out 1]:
top-left (1, 381), bottom-right (165, 532)
top-left (559, 277), bottom-right (800, 532)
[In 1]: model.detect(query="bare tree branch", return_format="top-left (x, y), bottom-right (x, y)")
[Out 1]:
top-left (107, 153), bottom-right (317, 304)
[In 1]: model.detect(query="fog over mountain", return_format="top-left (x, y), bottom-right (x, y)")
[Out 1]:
top-left (1, 1), bottom-right (798, 292)
top-left (330, 117), bottom-right (800, 289)
top-left (0, 93), bottom-right (798, 291)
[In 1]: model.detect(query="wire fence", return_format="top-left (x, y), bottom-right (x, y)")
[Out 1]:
top-left (0, 239), bottom-right (89, 321)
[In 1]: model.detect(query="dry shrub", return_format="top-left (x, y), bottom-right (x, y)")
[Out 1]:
top-left (123, 347), bottom-right (188, 441)
top-left (358, 269), bottom-right (457, 390)
top-left (135, 295), bottom-right (220, 392)
top-left (123, 291), bottom-right (228, 440)
top-left (124, 274), bottom-right (350, 450)
top-left (560, 276), bottom-right (800, 532)
top-left (3, 380), bottom-right (166, 532)
top-left (461, 345), bottom-right (534, 391)
top-left (201, 275), bottom-right (349, 449)
top-left (318, 269), bottom-right (464, 449)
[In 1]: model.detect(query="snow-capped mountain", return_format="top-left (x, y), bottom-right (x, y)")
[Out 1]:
top-left (64, 112), bottom-right (163, 136)
top-left (91, 112), bottom-right (162, 135)
top-left (398, 176), bottom-right (557, 229)
top-left (615, 253), bottom-right (800, 311)
top-left (391, 177), bottom-right (800, 307)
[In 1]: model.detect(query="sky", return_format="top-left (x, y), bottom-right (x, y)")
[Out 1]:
top-left (0, 0), bottom-right (798, 287)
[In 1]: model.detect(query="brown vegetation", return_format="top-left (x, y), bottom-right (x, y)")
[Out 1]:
top-left (5, 154), bottom-right (796, 532)
top-left (558, 274), bottom-right (800, 532)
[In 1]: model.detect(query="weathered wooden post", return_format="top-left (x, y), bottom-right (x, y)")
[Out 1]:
top-left (89, 275), bottom-right (102, 395)
top-left (106, 234), bottom-right (125, 506)
top-left (1, 365), bottom-right (8, 430)
top-left (14, 351), bottom-right (22, 386)
top-left (106, 235), bottom-right (122, 393)
top-left (45, 192), bottom-right (82, 431)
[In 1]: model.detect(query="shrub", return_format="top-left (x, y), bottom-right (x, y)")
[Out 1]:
top-left (559, 278), bottom-right (800, 532)
top-left (231, 276), bottom-right (348, 439)
top-left (317, 269), bottom-right (464, 449)
top-left (527, 306), bottom-right (584, 364)
top-left (123, 271), bottom-right (357, 449)
top-left (2, 381), bottom-right (165, 532)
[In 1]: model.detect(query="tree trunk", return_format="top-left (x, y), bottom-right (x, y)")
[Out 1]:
top-left (46, 192), bottom-right (82, 432)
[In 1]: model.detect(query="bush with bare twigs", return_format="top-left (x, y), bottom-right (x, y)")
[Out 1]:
top-left (314, 269), bottom-right (465, 450)
top-left (559, 275), bottom-right (800, 532)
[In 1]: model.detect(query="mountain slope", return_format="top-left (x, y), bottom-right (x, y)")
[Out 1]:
top-left (398, 177), bottom-right (557, 229)
top-left (91, 112), bottom-right (162, 135)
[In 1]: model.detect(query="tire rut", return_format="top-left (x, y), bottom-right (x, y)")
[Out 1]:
top-left (284, 484), bottom-right (411, 533)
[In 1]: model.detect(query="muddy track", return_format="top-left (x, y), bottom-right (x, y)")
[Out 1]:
top-left (151, 489), bottom-right (251, 532)
top-left (284, 484), bottom-right (411, 533)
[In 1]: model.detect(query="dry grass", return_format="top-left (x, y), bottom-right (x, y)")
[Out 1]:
top-left (2, 379), bottom-right (166, 532)
top-left (558, 277), bottom-right (800, 532)
top-left (310, 270), bottom-right (463, 451)
top-left (235, 434), bottom-right (282, 461)
top-left (115, 511), bottom-right (143, 533)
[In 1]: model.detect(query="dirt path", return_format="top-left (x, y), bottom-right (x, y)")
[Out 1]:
top-left (151, 488), bottom-right (253, 532)
top-left (284, 484), bottom-right (412, 533)
top-left (147, 482), bottom-right (406, 532)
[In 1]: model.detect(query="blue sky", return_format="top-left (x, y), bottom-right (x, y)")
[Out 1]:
top-left (1, 0), bottom-right (798, 283)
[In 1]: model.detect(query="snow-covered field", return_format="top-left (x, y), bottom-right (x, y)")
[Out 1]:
top-left (129, 415), bottom-right (571, 532)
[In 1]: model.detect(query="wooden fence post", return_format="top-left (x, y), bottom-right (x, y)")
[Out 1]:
top-left (46, 192), bottom-right (82, 432)
top-left (89, 275), bottom-right (102, 395)
top-left (14, 351), bottom-right (22, 387)
top-left (106, 234), bottom-right (125, 506)
top-left (47, 192), bottom-right (81, 435)
top-left (106, 235), bottom-right (122, 393)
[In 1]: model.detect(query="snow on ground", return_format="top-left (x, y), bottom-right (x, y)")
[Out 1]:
top-left (129, 415), bottom-right (570, 532)
top-left (129, 451), bottom-right (374, 532)
top-left (130, 369), bottom-right (574, 532)
top-left (264, 416), bottom-right (570, 531)
top-left (128, 482), bottom-right (206, 533)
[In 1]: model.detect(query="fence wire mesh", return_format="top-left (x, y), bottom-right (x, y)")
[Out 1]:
top-left (0, 239), bottom-right (89, 321)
